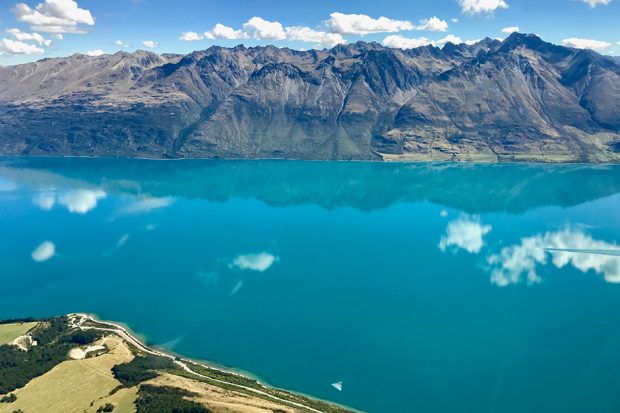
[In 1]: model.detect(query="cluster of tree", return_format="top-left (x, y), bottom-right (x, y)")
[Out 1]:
top-left (135, 385), bottom-right (211, 413)
top-left (0, 317), bottom-right (103, 394)
top-left (96, 402), bottom-right (115, 412)
top-left (0, 392), bottom-right (16, 403)
top-left (112, 355), bottom-right (175, 387)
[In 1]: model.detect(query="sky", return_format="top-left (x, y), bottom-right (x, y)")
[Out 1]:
top-left (0, 0), bottom-right (619, 65)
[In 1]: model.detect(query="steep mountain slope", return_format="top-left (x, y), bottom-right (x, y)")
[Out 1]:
top-left (0, 33), bottom-right (619, 162)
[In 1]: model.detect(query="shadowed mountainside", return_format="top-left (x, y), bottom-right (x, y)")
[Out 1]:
top-left (1, 33), bottom-right (619, 162)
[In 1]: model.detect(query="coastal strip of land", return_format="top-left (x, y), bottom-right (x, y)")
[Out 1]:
top-left (0, 314), bottom-right (357, 413)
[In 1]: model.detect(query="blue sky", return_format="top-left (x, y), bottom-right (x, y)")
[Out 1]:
top-left (1, 0), bottom-right (619, 65)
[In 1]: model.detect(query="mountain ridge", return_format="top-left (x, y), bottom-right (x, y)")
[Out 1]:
top-left (1, 33), bottom-right (619, 162)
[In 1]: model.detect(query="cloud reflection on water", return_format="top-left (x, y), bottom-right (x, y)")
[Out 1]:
top-left (34, 189), bottom-right (107, 214)
top-left (487, 228), bottom-right (620, 286)
top-left (31, 241), bottom-right (55, 262)
top-left (439, 216), bottom-right (492, 254)
top-left (118, 196), bottom-right (174, 215)
top-left (230, 252), bottom-right (279, 272)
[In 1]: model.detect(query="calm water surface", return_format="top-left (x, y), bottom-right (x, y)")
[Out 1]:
top-left (1, 157), bottom-right (620, 412)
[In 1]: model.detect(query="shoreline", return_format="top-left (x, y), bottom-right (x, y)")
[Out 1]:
top-left (70, 313), bottom-right (360, 413)
top-left (1, 153), bottom-right (619, 166)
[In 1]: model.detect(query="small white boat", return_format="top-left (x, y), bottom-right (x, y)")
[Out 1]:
top-left (331, 381), bottom-right (343, 391)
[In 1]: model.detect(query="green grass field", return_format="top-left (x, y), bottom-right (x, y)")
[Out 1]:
top-left (0, 322), bottom-right (38, 345)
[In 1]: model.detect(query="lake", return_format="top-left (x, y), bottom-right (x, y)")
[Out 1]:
top-left (1, 157), bottom-right (620, 412)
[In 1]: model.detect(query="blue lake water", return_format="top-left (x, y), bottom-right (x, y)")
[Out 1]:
top-left (1, 157), bottom-right (620, 412)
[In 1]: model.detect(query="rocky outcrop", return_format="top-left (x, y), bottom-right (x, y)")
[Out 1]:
top-left (0, 33), bottom-right (619, 162)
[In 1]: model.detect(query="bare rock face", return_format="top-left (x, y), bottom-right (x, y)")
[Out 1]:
top-left (0, 33), bottom-right (619, 162)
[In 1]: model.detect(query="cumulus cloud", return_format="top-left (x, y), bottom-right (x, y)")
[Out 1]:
top-left (0, 38), bottom-right (44, 55)
top-left (142, 40), bottom-right (158, 48)
top-left (382, 35), bottom-right (433, 49)
top-left (58, 189), bottom-right (106, 214)
top-left (179, 31), bottom-right (203, 41)
top-left (383, 34), bottom-right (469, 49)
top-left (231, 252), bottom-right (279, 272)
top-left (581, 0), bottom-right (612, 6)
top-left (13, 0), bottom-right (94, 33)
top-left (417, 16), bottom-right (448, 32)
top-left (326, 12), bottom-right (414, 35)
top-left (458, 0), bottom-right (509, 14)
top-left (86, 49), bottom-right (104, 56)
top-left (204, 23), bottom-right (248, 40)
top-left (285, 26), bottom-right (346, 47)
top-left (439, 216), bottom-right (492, 254)
top-left (115, 40), bottom-right (129, 48)
top-left (501, 26), bottom-right (520, 34)
top-left (562, 37), bottom-right (611, 50)
top-left (437, 34), bottom-right (464, 45)
top-left (204, 18), bottom-right (346, 47)
top-left (6, 28), bottom-right (51, 46)
top-left (487, 228), bottom-right (620, 287)
top-left (243, 16), bottom-right (286, 40)
top-left (31, 241), bottom-right (55, 262)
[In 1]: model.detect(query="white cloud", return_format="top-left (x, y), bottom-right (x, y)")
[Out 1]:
top-left (58, 189), bottom-right (106, 214)
top-left (383, 34), bottom-right (468, 49)
top-left (31, 241), bottom-right (55, 262)
top-left (242, 17), bottom-right (286, 40)
top-left (34, 193), bottom-right (56, 210)
top-left (451, 18), bottom-right (460, 23)
top-left (326, 12), bottom-right (414, 35)
top-left (501, 26), bottom-right (520, 34)
top-left (458, 0), bottom-right (509, 14)
top-left (487, 228), bottom-right (620, 287)
top-left (417, 16), bottom-right (448, 32)
top-left (142, 40), bottom-right (158, 48)
top-left (179, 31), bottom-right (203, 41)
top-left (13, 0), bottom-right (95, 33)
top-left (204, 18), bottom-right (345, 47)
top-left (562, 37), bottom-right (611, 50)
top-left (119, 196), bottom-right (174, 215)
top-left (53, 33), bottom-right (63, 40)
top-left (204, 23), bottom-right (248, 40)
top-left (382, 35), bottom-right (433, 49)
top-left (439, 216), bottom-right (492, 254)
top-left (0, 38), bottom-right (44, 55)
top-left (114, 40), bottom-right (129, 48)
top-left (86, 49), bottom-right (104, 56)
top-left (581, 0), bottom-right (612, 6)
top-left (231, 252), bottom-right (279, 272)
top-left (6, 28), bottom-right (51, 46)
top-left (285, 26), bottom-right (346, 47)
top-left (437, 34), bottom-right (464, 45)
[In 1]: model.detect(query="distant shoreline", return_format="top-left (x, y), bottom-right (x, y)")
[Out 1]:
top-left (2, 153), bottom-right (619, 166)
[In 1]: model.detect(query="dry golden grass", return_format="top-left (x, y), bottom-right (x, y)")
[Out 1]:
top-left (146, 373), bottom-right (303, 413)
top-left (0, 335), bottom-right (133, 413)
top-left (86, 386), bottom-right (138, 413)
top-left (0, 322), bottom-right (38, 345)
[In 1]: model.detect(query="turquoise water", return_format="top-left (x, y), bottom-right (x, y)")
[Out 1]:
top-left (2, 157), bottom-right (620, 412)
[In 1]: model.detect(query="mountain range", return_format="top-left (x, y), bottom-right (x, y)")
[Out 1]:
top-left (1, 32), bottom-right (619, 162)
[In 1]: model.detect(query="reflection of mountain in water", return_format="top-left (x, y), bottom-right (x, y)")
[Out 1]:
top-left (2, 157), bottom-right (620, 214)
